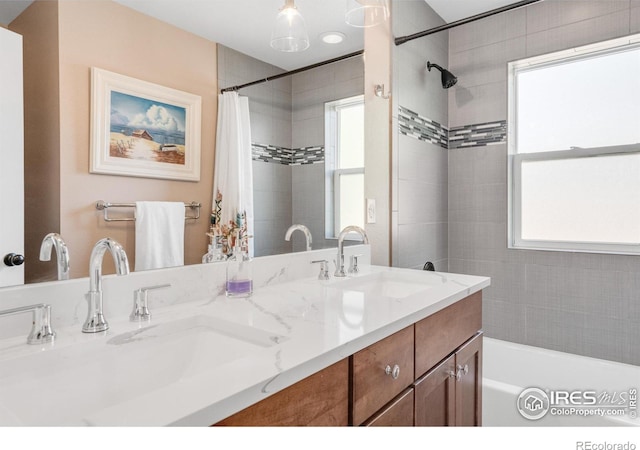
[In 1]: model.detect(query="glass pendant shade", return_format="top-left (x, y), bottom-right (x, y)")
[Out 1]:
top-left (270, 0), bottom-right (309, 52)
top-left (345, 0), bottom-right (389, 28)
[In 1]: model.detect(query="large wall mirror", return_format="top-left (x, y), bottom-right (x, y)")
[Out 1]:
top-left (0, 0), bottom-right (365, 287)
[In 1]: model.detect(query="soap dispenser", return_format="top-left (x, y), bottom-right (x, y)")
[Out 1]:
top-left (225, 214), bottom-right (253, 297)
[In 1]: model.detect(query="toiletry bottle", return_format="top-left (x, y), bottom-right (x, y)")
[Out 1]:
top-left (202, 231), bottom-right (214, 263)
top-left (202, 244), bottom-right (214, 264)
top-left (225, 240), bottom-right (253, 297)
top-left (203, 232), bottom-right (225, 263)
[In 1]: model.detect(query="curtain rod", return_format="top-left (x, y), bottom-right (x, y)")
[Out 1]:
top-left (395, 0), bottom-right (543, 46)
top-left (220, 50), bottom-right (364, 94)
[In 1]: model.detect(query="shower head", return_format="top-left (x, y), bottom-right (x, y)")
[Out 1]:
top-left (426, 61), bottom-right (457, 89)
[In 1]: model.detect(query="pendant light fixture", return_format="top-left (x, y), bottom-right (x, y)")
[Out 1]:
top-left (345, 0), bottom-right (389, 28)
top-left (270, 0), bottom-right (310, 52)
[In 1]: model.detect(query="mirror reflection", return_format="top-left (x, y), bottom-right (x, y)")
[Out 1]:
top-left (218, 45), bottom-right (364, 256)
top-left (0, 0), bottom-right (364, 286)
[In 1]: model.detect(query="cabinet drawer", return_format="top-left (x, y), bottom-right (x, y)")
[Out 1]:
top-left (364, 388), bottom-right (414, 427)
top-left (351, 325), bottom-right (414, 425)
top-left (415, 292), bottom-right (482, 378)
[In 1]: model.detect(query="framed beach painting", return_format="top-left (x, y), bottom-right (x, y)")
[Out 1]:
top-left (90, 67), bottom-right (202, 181)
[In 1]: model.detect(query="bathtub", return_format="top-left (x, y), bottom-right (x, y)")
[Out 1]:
top-left (482, 337), bottom-right (639, 426)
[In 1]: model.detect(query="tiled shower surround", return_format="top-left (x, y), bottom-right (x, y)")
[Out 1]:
top-left (446, 0), bottom-right (640, 365)
top-left (395, 0), bottom-right (640, 365)
top-left (392, 0), bottom-right (449, 273)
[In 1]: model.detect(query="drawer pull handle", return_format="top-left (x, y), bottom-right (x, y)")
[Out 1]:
top-left (385, 364), bottom-right (400, 380)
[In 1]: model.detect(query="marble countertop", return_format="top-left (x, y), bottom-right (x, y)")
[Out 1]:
top-left (0, 264), bottom-right (489, 426)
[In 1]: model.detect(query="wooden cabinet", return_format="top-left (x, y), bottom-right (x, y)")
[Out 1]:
top-left (414, 333), bottom-right (483, 426)
top-left (414, 354), bottom-right (456, 426)
top-left (215, 359), bottom-right (348, 426)
top-left (363, 388), bottom-right (414, 427)
top-left (414, 292), bottom-right (482, 378)
top-left (351, 326), bottom-right (414, 425)
top-left (214, 292), bottom-right (483, 427)
top-left (355, 292), bottom-right (482, 427)
top-left (455, 332), bottom-right (483, 426)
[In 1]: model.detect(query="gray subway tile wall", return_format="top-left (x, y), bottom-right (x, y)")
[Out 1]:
top-left (252, 162), bottom-right (293, 257)
top-left (448, 37), bottom-right (526, 88)
top-left (392, 0), bottom-right (449, 271)
top-left (525, 10), bottom-right (633, 57)
top-left (525, 0), bottom-right (630, 35)
top-left (448, 6), bottom-right (527, 53)
top-left (292, 163), bottom-right (330, 252)
top-left (447, 0), bottom-right (639, 365)
top-left (449, 81), bottom-right (507, 128)
top-left (633, 2), bottom-right (640, 33)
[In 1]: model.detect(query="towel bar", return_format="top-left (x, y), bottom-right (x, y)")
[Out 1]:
top-left (95, 200), bottom-right (201, 222)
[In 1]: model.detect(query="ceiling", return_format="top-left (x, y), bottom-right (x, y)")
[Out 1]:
top-left (1, 0), bottom-right (526, 70)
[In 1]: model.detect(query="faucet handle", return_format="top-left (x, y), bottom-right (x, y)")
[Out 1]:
top-left (348, 254), bottom-right (364, 274)
top-left (0, 304), bottom-right (55, 345)
top-left (311, 260), bottom-right (330, 280)
top-left (130, 284), bottom-right (171, 322)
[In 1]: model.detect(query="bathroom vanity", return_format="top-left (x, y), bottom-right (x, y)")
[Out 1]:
top-left (217, 292), bottom-right (482, 426)
top-left (0, 245), bottom-right (489, 426)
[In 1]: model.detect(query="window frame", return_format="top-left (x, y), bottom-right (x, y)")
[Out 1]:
top-left (324, 95), bottom-right (365, 239)
top-left (508, 33), bottom-right (640, 255)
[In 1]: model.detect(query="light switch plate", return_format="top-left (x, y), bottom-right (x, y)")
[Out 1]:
top-left (366, 198), bottom-right (376, 224)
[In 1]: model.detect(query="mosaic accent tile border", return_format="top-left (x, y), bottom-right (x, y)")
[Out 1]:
top-left (290, 146), bottom-right (324, 165)
top-left (398, 105), bottom-right (507, 149)
top-left (448, 121), bottom-right (507, 149)
top-left (252, 143), bottom-right (324, 165)
top-left (398, 106), bottom-right (448, 149)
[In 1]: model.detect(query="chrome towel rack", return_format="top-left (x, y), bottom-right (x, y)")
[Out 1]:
top-left (95, 200), bottom-right (201, 222)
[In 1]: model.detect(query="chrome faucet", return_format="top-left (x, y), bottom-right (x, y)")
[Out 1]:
top-left (335, 225), bottom-right (369, 277)
top-left (39, 233), bottom-right (70, 280)
top-left (285, 224), bottom-right (313, 251)
top-left (82, 238), bottom-right (130, 333)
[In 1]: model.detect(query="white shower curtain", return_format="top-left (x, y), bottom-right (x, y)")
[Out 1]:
top-left (213, 91), bottom-right (254, 256)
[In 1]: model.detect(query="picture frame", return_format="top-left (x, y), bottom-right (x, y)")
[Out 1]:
top-left (90, 67), bottom-right (202, 181)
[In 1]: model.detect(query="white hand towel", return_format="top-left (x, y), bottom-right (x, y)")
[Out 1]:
top-left (135, 201), bottom-right (185, 271)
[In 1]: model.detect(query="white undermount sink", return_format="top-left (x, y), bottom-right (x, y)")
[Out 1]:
top-left (0, 315), bottom-right (286, 425)
top-left (328, 269), bottom-right (446, 299)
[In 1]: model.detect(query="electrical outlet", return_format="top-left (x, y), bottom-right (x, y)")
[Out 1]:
top-left (366, 198), bottom-right (376, 224)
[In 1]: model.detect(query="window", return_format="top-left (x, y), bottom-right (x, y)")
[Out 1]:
top-left (508, 34), bottom-right (640, 254)
top-left (325, 96), bottom-right (365, 238)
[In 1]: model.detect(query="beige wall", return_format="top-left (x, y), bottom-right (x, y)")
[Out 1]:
top-left (10, 1), bottom-right (61, 283)
top-left (14, 1), bottom-right (217, 280)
